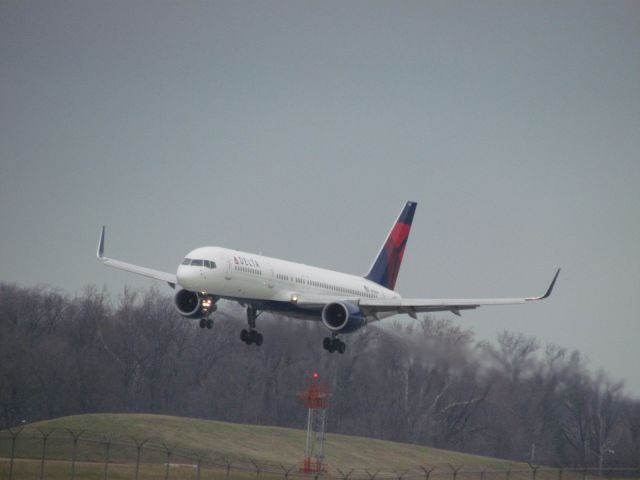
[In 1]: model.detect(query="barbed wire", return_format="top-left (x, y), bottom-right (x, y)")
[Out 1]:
top-left (1, 427), bottom-right (638, 480)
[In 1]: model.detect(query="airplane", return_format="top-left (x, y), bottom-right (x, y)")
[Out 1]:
top-left (97, 201), bottom-right (559, 353)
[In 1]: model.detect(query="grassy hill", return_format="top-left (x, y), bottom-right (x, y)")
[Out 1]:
top-left (2, 413), bottom-right (515, 470)
top-left (5, 413), bottom-right (579, 480)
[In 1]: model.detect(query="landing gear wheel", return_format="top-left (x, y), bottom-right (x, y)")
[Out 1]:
top-left (206, 318), bottom-right (213, 329)
top-left (323, 337), bottom-right (346, 354)
top-left (241, 305), bottom-right (263, 346)
top-left (199, 318), bottom-right (206, 329)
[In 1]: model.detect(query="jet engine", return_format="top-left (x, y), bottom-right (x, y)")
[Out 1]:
top-left (173, 289), bottom-right (217, 319)
top-left (321, 302), bottom-right (366, 333)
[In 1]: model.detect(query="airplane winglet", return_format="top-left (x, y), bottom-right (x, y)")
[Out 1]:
top-left (527, 268), bottom-right (561, 301)
top-left (95, 225), bottom-right (177, 287)
top-left (97, 226), bottom-right (106, 259)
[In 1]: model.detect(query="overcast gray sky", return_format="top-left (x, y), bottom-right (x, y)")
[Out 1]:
top-left (1, 1), bottom-right (639, 394)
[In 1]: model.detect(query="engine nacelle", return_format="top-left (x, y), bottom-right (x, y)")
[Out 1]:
top-left (321, 302), bottom-right (366, 334)
top-left (173, 289), bottom-right (217, 319)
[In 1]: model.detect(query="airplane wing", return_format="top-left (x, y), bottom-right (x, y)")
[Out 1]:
top-left (97, 227), bottom-right (177, 288)
top-left (294, 269), bottom-right (560, 320)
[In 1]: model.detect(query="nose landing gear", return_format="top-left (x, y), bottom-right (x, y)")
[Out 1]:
top-left (196, 297), bottom-right (217, 330)
top-left (199, 318), bottom-right (214, 329)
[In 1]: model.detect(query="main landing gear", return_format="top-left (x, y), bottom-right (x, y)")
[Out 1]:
top-left (199, 317), bottom-right (214, 329)
top-left (241, 329), bottom-right (263, 346)
top-left (323, 335), bottom-right (346, 354)
top-left (240, 304), bottom-right (263, 346)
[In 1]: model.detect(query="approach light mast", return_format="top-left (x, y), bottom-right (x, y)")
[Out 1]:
top-left (299, 373), bottom-right (331, 474)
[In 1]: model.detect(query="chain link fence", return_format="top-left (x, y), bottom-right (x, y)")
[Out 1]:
top-left (1, 427), bottom-right (639, 480)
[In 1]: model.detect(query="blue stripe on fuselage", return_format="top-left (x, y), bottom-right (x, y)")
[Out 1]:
top-left (223, 296), bottom-right (321, 321)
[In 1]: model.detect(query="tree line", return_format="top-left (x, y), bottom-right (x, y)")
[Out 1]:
top-left (1, 283), bottom-right (638, 468)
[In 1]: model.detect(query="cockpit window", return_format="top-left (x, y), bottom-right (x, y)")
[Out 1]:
top-left (183, 258), bottom-right (216, 268)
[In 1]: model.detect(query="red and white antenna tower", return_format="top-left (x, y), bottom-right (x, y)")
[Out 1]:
top-left (298, 373), bottom-right (331, 474)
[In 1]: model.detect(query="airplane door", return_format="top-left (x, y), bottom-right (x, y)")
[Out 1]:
top-left (267, 268), bottom-right (274, 288)
top-left (225, 259), bottom-right (232, 280)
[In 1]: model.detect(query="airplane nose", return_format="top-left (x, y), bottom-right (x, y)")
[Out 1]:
top-left (177, 265), bottom-right (198, 289)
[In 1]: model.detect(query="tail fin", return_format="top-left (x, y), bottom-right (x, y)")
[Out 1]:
top-left (364, 201), bottom-right (417, 291)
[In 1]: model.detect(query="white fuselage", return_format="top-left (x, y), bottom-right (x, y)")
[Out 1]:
top-left (176, 246), bottom-right (399, 319)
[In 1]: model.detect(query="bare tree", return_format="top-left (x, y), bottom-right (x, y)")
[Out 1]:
top-left (1, 282), bottom-right (638, 468)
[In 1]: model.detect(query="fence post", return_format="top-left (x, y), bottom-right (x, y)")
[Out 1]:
top-left (7, 427), bottom-right (22, 480)
top-left (162, 443), bottom-right (176, 480)
top-left (132, 438), bottom-right (148, 480)
top-left (337, 468), bottom-right (354, 480)
top-left (38, 428), bottom-right (52, 480)
top-left (557, 467), bottom-right (564, 480)
top-left (365, 469), bottom-right (380, 480)
top-left (280, 463), bottom-right (295, 480)
top-left (448, 464), bottom-right (462, 480)
top-left (251, 460), bottom-right (262, 480)
top-left (395, 470), bottom-right (408, 480)
top-left (102, 436), bottom-right (112, 480)
top-left (420, 466), bottom-right (435, 480)
top-left (67, 429), bottom-right (84, 480)
top-left (506, 468), bottom-right (512, 480)
top-left (193, 454), bottom-right (205, 480)
top-left (528, 463), bottom-right (540, 480)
